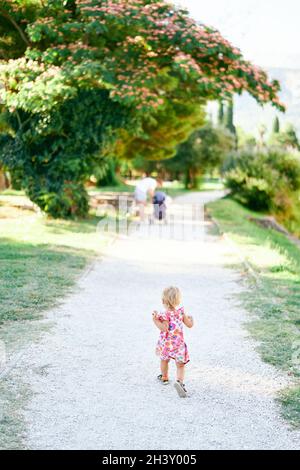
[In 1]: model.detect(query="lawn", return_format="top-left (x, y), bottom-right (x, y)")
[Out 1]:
top-left (88, 183), bottom-right (134, 194)
top-left (207, 197), bottom-right (300, 428)
top-left (1, 179), bottom-right (223, 325)
top-left (0, 191), bottom-right (111, 449)
top-left (0, 192), bottom-right (106, 324)
top-left (162, 178), bottom-right (224, 198)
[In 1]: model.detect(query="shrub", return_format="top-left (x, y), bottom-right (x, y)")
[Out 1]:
top-left (224, 150), bottom-right (300, 214)
top-left (0, 90), bottom-right (129, 219)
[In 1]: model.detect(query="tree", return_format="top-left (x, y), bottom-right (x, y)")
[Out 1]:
top-left (96, 158), bottom-right (120, 187)
top-left (269, 122), bottom-right (299, 151)
top-left (113, 100), bottom-right (206, 162)
top-left (236, 127), bottom-right (256, 150)
top-left (273, 116), bottom-right (280, 134)
top-left (218, 101), bottom-right (224, 127)
top-left (224, 100), bottom-right (238, 150)
top-left (164, 123), bottom-right (234, 188)
top-left (0, 1), bottom-right (41, 60)
top-left (225, 101), bottom-right (235, 133)
top-left (0, 105), bottom-right (11, 190)
top-left (1, 89), bottom-right (130, 217)
top-left (280, 124), bottom-right (299, 150)
top-left (0, 1), bottom-right (42, 191)
top-left (258, 124), bottom-right (267, 148)
top-left (225, 150), bottom-right (300, 215)
top-left (0, 0), bottom-right (285, 217)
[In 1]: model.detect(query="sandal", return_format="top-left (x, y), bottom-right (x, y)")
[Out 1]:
top-left (157, 374), bottom-right (169, 385)
top-left (174, 380), bottom-right (187, 398)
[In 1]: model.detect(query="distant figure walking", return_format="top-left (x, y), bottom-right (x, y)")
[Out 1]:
top-left (152, 190), bottom-right (167, 222)
top-left (134, 175), bottom-right (161, 220)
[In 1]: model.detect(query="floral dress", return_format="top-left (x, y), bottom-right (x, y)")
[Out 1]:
top-left (156, 306), bottom-right (190, 364)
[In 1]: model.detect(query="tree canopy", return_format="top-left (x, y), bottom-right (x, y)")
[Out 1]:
top-left (1, 0), bottom-right (284, 113)
top-left (0, 0), bottom-right (285, 217)
top-left (164, 122), bottom-right (234, 188)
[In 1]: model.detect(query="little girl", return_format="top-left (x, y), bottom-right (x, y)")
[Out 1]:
top-left (152, 286), bottom-right (194, 398)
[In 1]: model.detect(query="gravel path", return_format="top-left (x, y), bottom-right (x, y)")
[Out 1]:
top-left (17, 192), bottom-right (300, 449)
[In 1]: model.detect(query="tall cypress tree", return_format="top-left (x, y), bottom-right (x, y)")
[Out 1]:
top-left (225, 100), bottom-right (236, 135)
top-left (225, 100), bottom-right (238, 149)
top-left (273, 116), bottom-right (280, 134)
top-left (218, 101), bottom-right (224, 126)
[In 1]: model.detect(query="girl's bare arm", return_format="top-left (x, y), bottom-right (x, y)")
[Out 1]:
top-left (152, 311), bottom-right (169, 332)
top-left (183, 314), bottom-right (194, 329)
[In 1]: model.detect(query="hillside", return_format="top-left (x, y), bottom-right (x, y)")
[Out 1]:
top-left (208, 67), bottom-right (300, 135)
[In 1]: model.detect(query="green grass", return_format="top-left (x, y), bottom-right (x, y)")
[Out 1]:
top-left (281, 194), bottom-right (300, 237)
top-left (0, 191), bottom-right (109, 448)
top-left (0, 193), bottom-right (106, 324)
top-left (0, 240), bottom-right (89, 323)
top-left (0, 189), bottom-right (26, 197)
top-left (199, 177), bottom-right (225, 191)
top-left (164, 178), bottom-right (224, 197)
top-left (207, 197), bottom-right (300, 428)
top-left (280, 387), bottom-right (300, 428)
top-left (88, 183), bottom-right (134, 194)
top-left (88, 177), bottom-right (224, 199)
top-left (0, 376), bottom-right (31, 450)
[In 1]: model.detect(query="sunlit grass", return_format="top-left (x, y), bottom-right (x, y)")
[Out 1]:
top-left (0, 191), bottom-right (110, 448)
top-left (87, 177), bottom-right (225, 199)
top-left (0, 192), bottom-right (106, 324)
top-left (207, 197), bottom-right (300, 427)
top-left (88, 183), bottom-right (134, 194)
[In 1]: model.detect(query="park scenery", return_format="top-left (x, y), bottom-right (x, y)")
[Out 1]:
top-left (0, 0), bottom-right (300, 451)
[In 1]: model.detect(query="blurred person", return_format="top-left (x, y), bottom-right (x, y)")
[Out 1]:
top-left (134, 175), bottom-right (162, 220)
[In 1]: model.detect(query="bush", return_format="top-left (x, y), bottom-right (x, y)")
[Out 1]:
top-left (0, 90), bottom-right (129, 218)
top-left (28, 181), bottom-right (89, 219)
top-left (224, 150), bottom-right (300, 214)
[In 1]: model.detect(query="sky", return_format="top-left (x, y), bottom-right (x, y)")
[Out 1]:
top-left (174, 0), bottom-right (300, 70)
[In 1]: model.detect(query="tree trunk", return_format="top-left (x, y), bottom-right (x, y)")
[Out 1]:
top-left (0, 168), bottom-right (7, 191)
top-left (189, 168), bottom-right (199, 189)
top-left (184, 167), bottom-right (191, 189)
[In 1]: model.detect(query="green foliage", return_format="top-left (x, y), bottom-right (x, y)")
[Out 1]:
top-left (225, 100), bottom-right (236, 135)
top-left (0, 1), bottom-right (41, 60)
top-left (0, 0), bottom-right (285, 217)
top-left (114, 99), bottom-right (205, 162)
top-left (1, 89), bottom-right (130, 218)
top-left (273, 116), bottom-right (280, 134)
top-left (0, 1), bottom-right (284, 113)
top-left (279, 124), bottom-right (300, 150)
top-left (208, 197), bottom-right (300, 427)
top-left (218, 101), bottom-right (224, 126)
top-left (163, 122), bottom-right (234, 188)
top-left (236, 127), bottom-right (256, 150)
top-left (269, 123), bottom-right (300, 150)
top-left (279, 387), bottom-right (300, 428)
top-left (224, 150), bottom-right (300, 214)
top-left (0, 190), bottom-right (106, 323)
top-left (96, 158), bottom-right (120, 187)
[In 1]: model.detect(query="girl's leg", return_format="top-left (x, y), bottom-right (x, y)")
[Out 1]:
top-left (176, 362), bottom-right (185, 383)
top-left (138, 202), bottom-right (146, 221)
top-left (160, 360), bottom-right (169, 379)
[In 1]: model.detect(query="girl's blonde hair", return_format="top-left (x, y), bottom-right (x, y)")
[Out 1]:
top-left (162, 286), bottom-right (181, 310)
